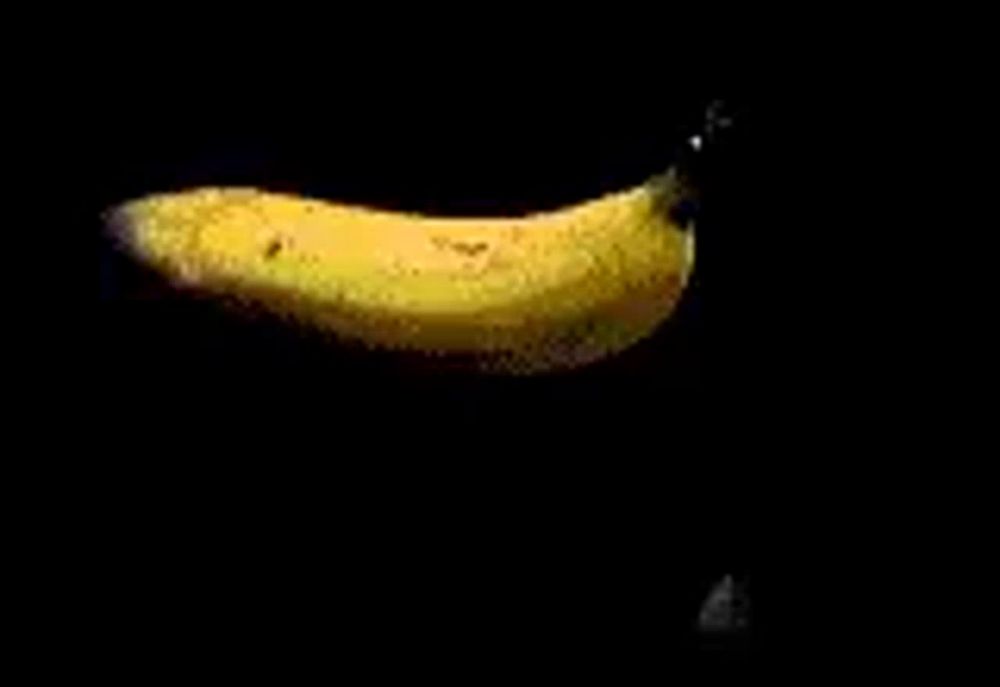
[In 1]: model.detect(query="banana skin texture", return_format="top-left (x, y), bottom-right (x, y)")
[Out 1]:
top-left (105, 170), bottom-right (695, 375)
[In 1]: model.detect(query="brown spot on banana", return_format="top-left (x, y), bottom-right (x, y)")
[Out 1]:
top-left (263, 238), bottom-right (283, 259)
top-left (431, 236), bottom-right (490, 257)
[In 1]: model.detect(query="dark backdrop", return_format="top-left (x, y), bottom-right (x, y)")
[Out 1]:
top-left (89, 48), bottom-right (774, 676)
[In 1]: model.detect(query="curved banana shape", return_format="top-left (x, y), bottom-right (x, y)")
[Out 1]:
top-left (106, 170), bottom-right (695, 374)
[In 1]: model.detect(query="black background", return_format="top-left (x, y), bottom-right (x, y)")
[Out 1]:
top-left (85, 33), bottom-right (781, 677)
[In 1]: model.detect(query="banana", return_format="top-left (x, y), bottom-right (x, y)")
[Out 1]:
top-left (106, 170), bottom-right (695, 374)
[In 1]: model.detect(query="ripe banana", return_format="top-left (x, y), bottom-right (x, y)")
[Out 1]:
top-left (106, 170), bottom-right (695, 374)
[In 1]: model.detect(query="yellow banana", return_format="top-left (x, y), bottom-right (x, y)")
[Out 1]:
top-left (106, 170), bottom-right (695, 374)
